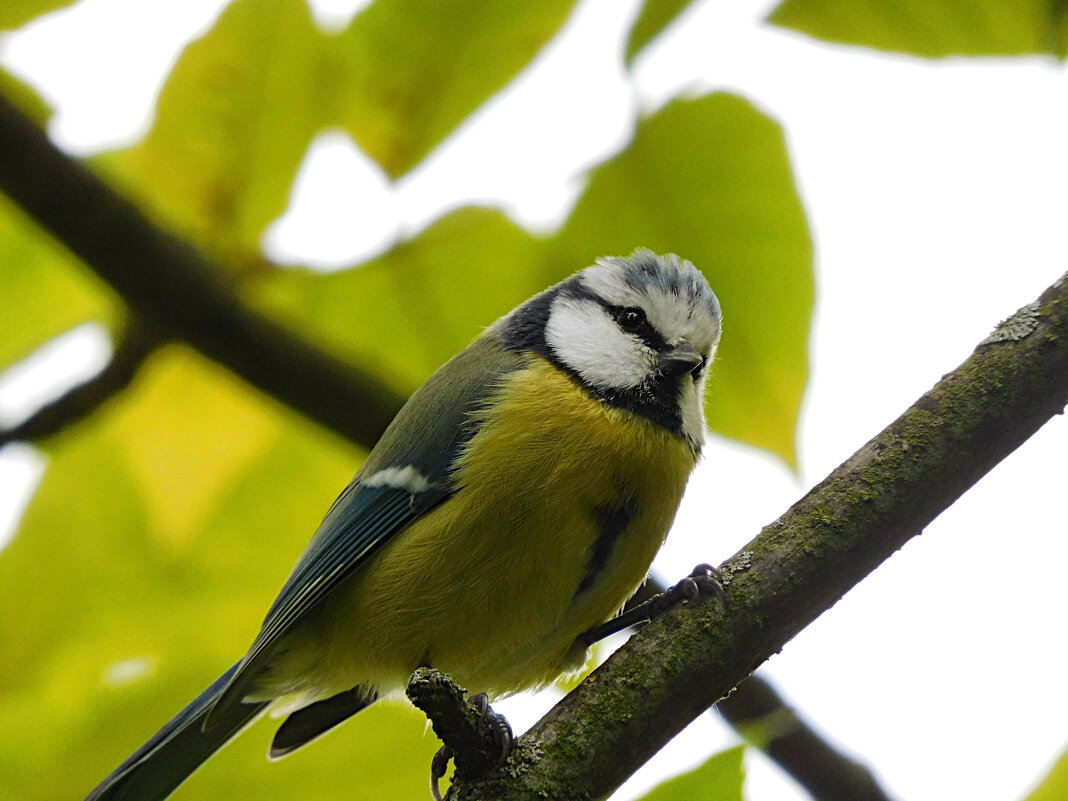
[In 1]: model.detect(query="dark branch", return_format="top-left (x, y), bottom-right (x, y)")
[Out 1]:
top-left (0, 92), bottom-right (404, 451)
top-left (718, 675), bottom-right (895, 801)
top-left (0, 318), bottom-right (160, 446)
top-left (445, 274), bottom-right (1068, 800)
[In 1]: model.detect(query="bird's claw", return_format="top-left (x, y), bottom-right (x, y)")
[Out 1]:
top-left (468, 692), bottom-right (513, 763)
top-left (686, 563), bottom-right (726, 601)
top-left (429, 692), bottom-right (512, 801)
top-left (430, 746), bottom-right (454, 801)
top-left (579, 562), bottom-right (726, 647)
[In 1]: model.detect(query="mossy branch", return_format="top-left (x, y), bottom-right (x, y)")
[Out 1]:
top-left (444, 275), bottom-right (1068, 800)
top-left (0, 91), bottom-right (404, 450)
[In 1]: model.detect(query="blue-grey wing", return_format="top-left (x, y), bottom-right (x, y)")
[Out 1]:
top-left (209, 334), bottom-right (526, 716)
top-left (248, 481), bottom-right (442, 667)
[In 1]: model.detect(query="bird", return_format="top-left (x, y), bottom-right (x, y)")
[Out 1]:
top-left (86, 248), bottom-right (723, 801)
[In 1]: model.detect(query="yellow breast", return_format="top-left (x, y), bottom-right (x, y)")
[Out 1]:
top-left (301, 357), bottom-right (699, 698)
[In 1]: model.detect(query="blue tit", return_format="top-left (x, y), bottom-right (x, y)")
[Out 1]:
top-left (86, 248), bottom-right (723, 801)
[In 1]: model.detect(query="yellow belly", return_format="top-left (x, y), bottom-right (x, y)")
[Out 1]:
top-left (279, 357), bottom-right (698, 700)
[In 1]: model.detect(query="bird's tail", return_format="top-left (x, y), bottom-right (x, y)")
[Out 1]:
top-left (86, 663), bottom-right (269, 801)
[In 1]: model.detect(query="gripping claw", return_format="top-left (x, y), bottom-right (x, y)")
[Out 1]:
top-left (428, 692), bottom-right (513, 800)
top-left (579, 563), bottom-right (726, 646)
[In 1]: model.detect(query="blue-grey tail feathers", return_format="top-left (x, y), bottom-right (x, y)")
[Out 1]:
top-left (85, 663), bottom-right (269, 801)
top-left (269, 686), bottom-right (377, 759)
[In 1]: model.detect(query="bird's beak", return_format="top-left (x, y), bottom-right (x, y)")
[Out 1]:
top-left (659, 341), bottom-right (704, 379)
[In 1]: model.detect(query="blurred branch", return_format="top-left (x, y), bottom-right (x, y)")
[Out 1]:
top-left (717, 675), bottom-right (894, 801)
top-left (444, 277), bottom-right (1068, 800)
top-left (0, 92), bottom-right (404, 451)
top-left (630, 579), bottom-right (895, 801)
top-left (0, 318), bottom-right (160, 446)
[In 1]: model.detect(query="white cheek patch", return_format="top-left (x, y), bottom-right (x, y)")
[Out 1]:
top-left (363, 465), bottom-right (431, 493)
top-left (545, 296), bottom-right (652, 390)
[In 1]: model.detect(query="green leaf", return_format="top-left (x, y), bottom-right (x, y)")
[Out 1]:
top-left (0, 67), bottom-right (53, 125)
top-left (1023, 742), bottom-right (1068, 801)
top-left (108, 0), bottom-right (327, 263)
top-left (0, 344), bottom-right (445, 800)
top-left (0, 194), bottom-right (118, 370)
top-left (625, 0), bottom-right (696, 63)
top-left (0, 0), bottom-right (78, 31)
top-left (553, 94), bottom-right (813, 466)
top-left (633, 745), bottom-right (747, 801)
top-left (330, 0), bottom-right (581, 177)
top-left (767, 0), bottom-right (1068, 58)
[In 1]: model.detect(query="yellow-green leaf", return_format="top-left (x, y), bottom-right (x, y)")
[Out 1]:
top-left (0, 195), bottom-right (117, 370)
top-left (0, 66), bottom-right (53, 125)
top-left (0, 0), bottom-right (77, 31)
top-left (1023, 742), bottom-right (1068, 801)
top-left (625, 0), bottom-right (696, 63)
top-left (553, 93), bottom-right (813, 466)
top-left (329, 0), bottom-right (580, 177)
top-left (633, 745), bottom-right (746, 801)
top-left (768, 0), bottom-right (1068, 58)
top-left (108, 0), bottom-right (326, 263)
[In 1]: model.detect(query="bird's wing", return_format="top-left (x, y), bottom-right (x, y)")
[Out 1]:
top-left (208, 335), bottom-right (525, 720)
top-left (245, 480), bottom-right (442, 670)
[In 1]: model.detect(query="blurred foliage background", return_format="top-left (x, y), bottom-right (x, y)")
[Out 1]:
top-left (1, 1), bottom-right (1067, 800)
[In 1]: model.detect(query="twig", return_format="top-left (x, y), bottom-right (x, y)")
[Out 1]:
top-left (0, 318), bottom-right (160, 446)
top-left (0, 92), bottom-right (404, 451)
top-left (443, 274), bottom-right (1068, 800)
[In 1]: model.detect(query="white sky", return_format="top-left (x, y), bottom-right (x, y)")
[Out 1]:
top-left (1, 1), bottom-right (1067, 800)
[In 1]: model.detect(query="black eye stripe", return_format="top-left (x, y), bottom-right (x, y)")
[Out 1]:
top-left (606, 303), bottom-right (666, 351)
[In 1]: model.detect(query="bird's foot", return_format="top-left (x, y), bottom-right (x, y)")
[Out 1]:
top-left (580, 563), bottom-right (725, 646)
top-left (429, 692), bottom-right (512, 801)
top-left (406, 668), bottom-right (512, 801)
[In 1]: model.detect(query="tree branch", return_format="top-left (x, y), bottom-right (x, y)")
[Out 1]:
top-left (0, 92), bottom-right (404, 451)
top-left (0, 318), bottom-right (160, 446)
top-left (718, 674), bottom-right (894, 801)
top-left (444, 275), bottom-right (1068, 800)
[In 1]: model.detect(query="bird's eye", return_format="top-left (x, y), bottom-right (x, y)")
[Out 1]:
top-left (616, 307), bottom-right (646, 332)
